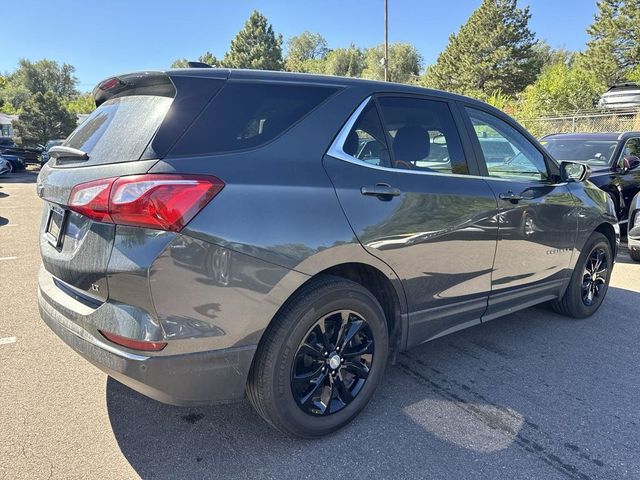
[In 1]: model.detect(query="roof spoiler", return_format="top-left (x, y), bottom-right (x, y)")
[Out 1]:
top-left (92, 71), bottom-right (177, 107)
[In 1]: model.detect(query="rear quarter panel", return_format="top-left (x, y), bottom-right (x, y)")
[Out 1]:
top-left (147, 85), bottom-right (407, 348)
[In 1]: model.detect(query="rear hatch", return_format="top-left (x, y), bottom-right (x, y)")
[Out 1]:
top-left (38, 69), bottom-right (228, 301)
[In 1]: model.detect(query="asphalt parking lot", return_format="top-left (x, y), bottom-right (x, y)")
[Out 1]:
top-left (1, 170), bottom-right (639, 480)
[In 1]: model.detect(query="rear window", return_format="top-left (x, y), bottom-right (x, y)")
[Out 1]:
top-left (173, 82), bottom-right (339, 155)
top-left (63, 95), bottom-right (172, 165)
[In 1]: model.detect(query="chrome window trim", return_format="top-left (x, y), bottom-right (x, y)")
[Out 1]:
top-left (326, 96), bottom-right (542, 183)
top-left (326, 96), bottom-right (569, 186)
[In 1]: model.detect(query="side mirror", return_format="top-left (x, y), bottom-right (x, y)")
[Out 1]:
top-left (621, 155), bottom-right (640, 174)
top-left (561, 161), bottom-right (590, 182)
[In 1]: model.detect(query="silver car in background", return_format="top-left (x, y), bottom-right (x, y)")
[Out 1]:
top-left (628, 192), bottom-right (640, 261)
top-left (598, 83), bottom-right (640, 111)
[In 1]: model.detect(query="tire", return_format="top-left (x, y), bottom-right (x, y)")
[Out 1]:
top-left (630, 248), bottom-right (640, 262)
top-left (552, 232), bottom-right (613, 318)
top-left (6, 161), bottom-right (13, 174)
top-left (247, 275), bottom-right (389, 437)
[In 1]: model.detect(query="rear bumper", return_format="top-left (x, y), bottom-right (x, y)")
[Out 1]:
top-left (38, 284), bottom-right (256, 406)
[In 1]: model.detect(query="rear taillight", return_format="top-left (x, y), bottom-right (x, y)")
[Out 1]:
top-left (68, 174), bottom-right (223, 232)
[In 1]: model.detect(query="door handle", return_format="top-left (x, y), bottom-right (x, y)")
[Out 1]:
top-left (360, 183), bottom-right (401, 198)
top-left (499, 191), bottom-right (523, 204)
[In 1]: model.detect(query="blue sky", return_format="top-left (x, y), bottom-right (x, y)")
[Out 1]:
top-left (3, 0), bottom-right (597, 92)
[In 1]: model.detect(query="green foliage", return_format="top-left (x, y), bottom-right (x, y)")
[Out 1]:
top-left (324, 45), bottom-right (365, 77)
top-left (12, 91), bottom-right (77, 145)
top-left (519, 62), bottom-right (602, 117)
top-left (171, 51), bottom-right (221, 68)
top-left (285, 31), bottom-right (329, 72)
top-left (422, 0), bottom-right (540, 99)
top-left (362, 43), bottom-right (422, 83)
top-left (65, 93), bottom-right (95, 114)
top-left (0, 59), bottom-right (78, 114)
top-left (223, 10), bottom-right (283, 70)
top-left (576, 0), bottom-right (626, 87)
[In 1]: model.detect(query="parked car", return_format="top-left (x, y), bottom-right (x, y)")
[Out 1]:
top-left (0, 153), bottom-right (25, 173)
top-left (0, 136), bottom-right (42, 164)
top-left (540, 132), bottom-right (640, 229)
top-left (37, 69), bottom-right (619, 437)
top-left (628, 191), bottom-right (640, 261)
top-left (0, 156), bottom-right (11, 176)
top-left (598, 83), bottom-right (640, 111)
top-left (40, 139), bottom-right (65, 165)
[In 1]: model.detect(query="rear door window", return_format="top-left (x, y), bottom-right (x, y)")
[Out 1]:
top-left (377, 96), bottom-right (469, 175)
top-left (174, 82), bottom-right (339, 155)
top-left (63, 95), bottom-right (173, 166)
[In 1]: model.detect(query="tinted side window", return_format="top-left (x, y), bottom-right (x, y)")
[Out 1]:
top-left (620, 138), bottom-right (640, 161)
top-left (377, 97), bottom-right (468, 175)
top-left (175, 82), bottom-right (338, 155)
top-left (343, 102), bottom-right (391, 167)
top-left (466, 107), bottom-right (548, 181)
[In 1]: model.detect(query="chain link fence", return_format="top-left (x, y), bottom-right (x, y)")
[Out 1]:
top-left (519, 109), bottom-right (640, 138)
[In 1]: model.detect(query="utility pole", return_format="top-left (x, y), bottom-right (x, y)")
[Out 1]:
top-left (384, 0), bottom-right (389, 82)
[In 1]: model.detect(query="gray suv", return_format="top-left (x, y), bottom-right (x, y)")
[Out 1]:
top-left (37, 69), bottom-right (619, 437)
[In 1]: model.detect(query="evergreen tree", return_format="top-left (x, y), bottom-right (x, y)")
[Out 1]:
top-left (362, 43), bottom-right (422, 83)
top-left (171, 51), bottom-right (221, 68)
top-left (577, 0), bottom-right (626, 87)
top-left (422, 0), bottom-right (540, 99)
top-left (13, 91), bottom-right (77, 145)
top-left (223, 11), bottom-right (283, 70)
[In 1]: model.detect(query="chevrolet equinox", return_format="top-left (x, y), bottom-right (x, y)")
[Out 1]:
top-left (37, 68), bottom-right (619, 437)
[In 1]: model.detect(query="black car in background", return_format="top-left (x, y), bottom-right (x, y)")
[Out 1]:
top-left (0, 153), bottom-right (26, 173)
top-left (0, 136), bottom-right (42, 164)
top-left (541, 132), bottom-right (640, 228)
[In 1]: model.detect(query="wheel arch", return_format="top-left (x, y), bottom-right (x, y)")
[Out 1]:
top-left (594, 222), bottom-right (618, 258)
top-left (255, 260), bottom-right (407, 374)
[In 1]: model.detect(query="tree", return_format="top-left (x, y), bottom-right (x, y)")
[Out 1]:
top-left (576, 0), bottom-right (626, 87)
top-left (620, 0), bottom-right (640, 75)
top-left (362, 43), bottom-right (422, 83)
top-left (171, 51), bottom-right (221, 68)
top-left (223, 11), bottom-right (283, 70)
top-left (12, 91), bottom-right (77, 145)
top-left (324, 45), bottom-right (365, 77)
top-left (519, 62), bottom-right (602, 117)
top-left (285, 31), bottom-right (329, 72)
top-left (65, 93), bottom-right (95, 114)
top-left (0, 59), bottom-right (78, 113)
top-left (423, 0), bottom-right (540, 99)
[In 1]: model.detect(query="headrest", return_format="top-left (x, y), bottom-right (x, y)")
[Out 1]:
top-left (393, 126), bottom-right (429, 162)
top-left (343, 130), bottom-right (360, 157)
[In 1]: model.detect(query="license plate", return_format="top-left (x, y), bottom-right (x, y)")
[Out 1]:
top-left (45, 205), bottom-right (67, 247)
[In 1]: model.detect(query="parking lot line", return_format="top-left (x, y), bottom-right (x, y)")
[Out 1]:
top-left (0, 337), bottom-right (17, 345)
top-left (0, 256), bottom-right (18, 261)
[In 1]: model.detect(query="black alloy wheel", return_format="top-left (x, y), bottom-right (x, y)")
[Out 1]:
top-left (581, 247), bottom-right (609, 306)
top-left (291, 310), bottom-right (374, 416)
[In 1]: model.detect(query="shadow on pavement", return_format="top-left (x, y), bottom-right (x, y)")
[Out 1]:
top-left (107, 286), bottom-right (640, 480)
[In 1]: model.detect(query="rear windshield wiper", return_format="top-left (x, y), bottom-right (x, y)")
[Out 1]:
top-left (48, 146), bottom-right (89, 161)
